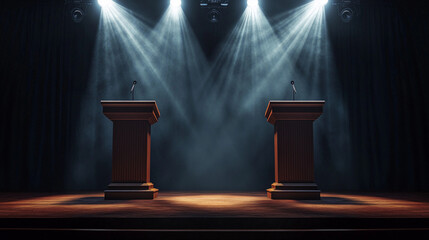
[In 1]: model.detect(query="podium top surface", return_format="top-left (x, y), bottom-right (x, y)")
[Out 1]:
top-left (265, 100), bottom-right (325, 124)
top-left (101, 100), bottom-right (157, 105)
top-left (101, 100), bottom-right (160, 124)
top-left (267, 100), bottom-right (325, 104)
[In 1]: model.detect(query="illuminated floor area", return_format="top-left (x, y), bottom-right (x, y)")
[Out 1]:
top-left (1, 192), bottom-right (429, 239)
top-left (1, 192), bottom-right (429, 218)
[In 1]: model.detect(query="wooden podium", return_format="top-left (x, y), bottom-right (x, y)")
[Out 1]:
top-left (265, 101), bottom-right (325, 200)
top-left (101, 101), bottom-right (160, 200)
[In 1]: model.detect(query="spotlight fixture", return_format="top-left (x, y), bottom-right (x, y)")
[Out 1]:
top-left (208, 9), bottom-right (221, 23)
top-left (314, 0), bottom-right (328, 6)
top-left (71, 7), bottom-right (85, 23)
top-left (332, 0), bottom-right (360, 23)
top-left (340, 7), bottom-right (354, 22)
top-left (200, 0), bottom-right (229, 23)
top-left (170, 0), bottom-right (182, 8)
top-left (65, 0), bottom-right (93, 23)
top-left (247, 0), bottom-right (259, 8)
top-left (98, 0), bottom-right (113, 8)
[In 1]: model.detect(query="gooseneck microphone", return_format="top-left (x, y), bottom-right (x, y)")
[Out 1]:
top-left (130, 81), bottom-right (137, 100)
top-left (291, 81), bottom-right (297, 100)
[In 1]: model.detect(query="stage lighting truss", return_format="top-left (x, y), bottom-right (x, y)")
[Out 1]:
top-left (200, 0), bottom-right (229, 8)
top-left (200, 0), bottom-right (229, 23)
top-left (332, 0), bottom-right (361, 23)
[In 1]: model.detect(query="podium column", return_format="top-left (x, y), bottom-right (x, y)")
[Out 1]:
top-left (101, 100), bottom-right (160, 200)
top-left (265, 101), bottom-right (324, 200)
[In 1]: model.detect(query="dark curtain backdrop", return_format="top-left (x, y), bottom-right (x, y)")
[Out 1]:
top-left (325, 1), bottom-right (429, 190)
top-left (0, 0), bottom-right (428, 192)
top-left (0, 1), bottom-right (100, 191)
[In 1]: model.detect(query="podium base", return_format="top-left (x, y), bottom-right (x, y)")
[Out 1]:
top-left (104, 183), bottom-right (158, 200)
top-left (267, 183), bottom-right (320, 200)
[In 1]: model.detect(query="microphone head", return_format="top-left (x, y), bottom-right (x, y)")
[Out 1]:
top-left (291, 81), bottom-right (295, 85)
top-left (133, 81), bottom-right (137, 85)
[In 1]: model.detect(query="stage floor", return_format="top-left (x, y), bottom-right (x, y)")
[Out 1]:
top-left (1, 192), bottom-right (429, 239)
top-left (0, 192), bottom-right (428, 218)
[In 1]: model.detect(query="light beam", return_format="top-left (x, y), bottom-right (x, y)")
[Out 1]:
top-left (266, 0), bottom-right (352, 192)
